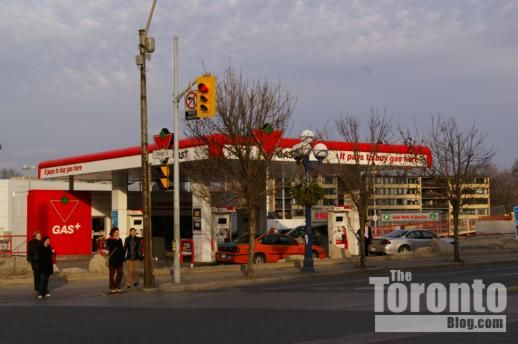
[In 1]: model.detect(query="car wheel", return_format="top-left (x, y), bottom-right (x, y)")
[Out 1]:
top-left (312, 250), bottom-right (319, 259)
top-left (253, 253), bottom-right (266, 264)
top-left (398, 245), bottom-right (411, 253)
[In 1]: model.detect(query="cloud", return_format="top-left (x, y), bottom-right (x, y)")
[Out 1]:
top-left (13, 147), bottom-right (61, 157)
top-left (0, 0), bottom-right (517, 167)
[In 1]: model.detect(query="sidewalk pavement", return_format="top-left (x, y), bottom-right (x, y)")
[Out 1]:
top-left (2, 250), bottom-right (517, 291)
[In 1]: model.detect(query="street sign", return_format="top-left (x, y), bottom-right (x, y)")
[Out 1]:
top-left (185, 109), bottom-right (197, 121)
top-left (185, 91), bottom-right (197, 110)
top-left (380, 212), bottom-right (440, 223)
top-left (152, 149), bottom-right (173, 164)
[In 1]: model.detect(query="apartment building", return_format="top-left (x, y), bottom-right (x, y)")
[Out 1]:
top-left (370, 175), bottom-right (490, 224)
top-left (270, 175), bottom-right (490, 224)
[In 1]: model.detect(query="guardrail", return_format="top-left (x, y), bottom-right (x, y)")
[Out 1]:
top-left (0, 235), bottom-right (27, 256)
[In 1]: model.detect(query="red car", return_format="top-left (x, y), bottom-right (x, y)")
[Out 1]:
top-left (216, 233), bottom-right (327, 264)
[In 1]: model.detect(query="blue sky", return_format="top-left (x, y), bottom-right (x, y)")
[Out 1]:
top-left (1, 0), bottom-right (517, 172)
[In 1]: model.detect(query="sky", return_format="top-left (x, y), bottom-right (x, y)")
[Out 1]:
top-left (1, 0), bottom-right (517, 174)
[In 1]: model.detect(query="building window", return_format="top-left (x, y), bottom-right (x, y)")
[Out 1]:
top-left (323, 176), bottom-right (336, 184)
top-left (324, 188), bottom-right (337, 195)
top-left (462, 198), bottom-right (489, 205)
top-left (323, 199), bottom-right (337, 206)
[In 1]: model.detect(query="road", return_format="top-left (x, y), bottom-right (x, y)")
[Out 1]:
top-left (0, 263), bottom-right (517, 344)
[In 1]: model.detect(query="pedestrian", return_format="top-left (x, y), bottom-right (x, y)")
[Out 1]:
top-left (363, 220), bottom-right (373, 256)
top-left (356, 221), bottom-right (373, 256)
top-left (37, 236), bottom-right (55, 299)
top-left (107, 227), bottom-right (124, 294)
top-left (27, 231), bottom-right (42, 294)
top-left (123, 227), bottom-right (142, 288)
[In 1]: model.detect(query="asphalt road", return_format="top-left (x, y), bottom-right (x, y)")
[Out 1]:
top-left (0, 263), bottom-right (517, 344)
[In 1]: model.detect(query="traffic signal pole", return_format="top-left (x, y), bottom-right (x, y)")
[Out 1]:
top-left (172, 37), bottom-right (181, 284)
top-left (172, 37), bottom-right (196, 284)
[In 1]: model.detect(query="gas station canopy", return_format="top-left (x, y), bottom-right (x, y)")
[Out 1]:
top-left (38, 134), bottom-right (432, 181)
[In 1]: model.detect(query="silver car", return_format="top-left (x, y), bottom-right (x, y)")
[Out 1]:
top-left (370, 229), bottom-right (453, 254)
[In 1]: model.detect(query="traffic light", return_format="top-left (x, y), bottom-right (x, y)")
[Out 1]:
top-left (195, 75), bottom-right (216, 118)
top-left (157, 165), bottom-right (170, 190)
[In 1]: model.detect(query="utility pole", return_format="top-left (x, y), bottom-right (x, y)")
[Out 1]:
top-left (136, 0), bottom-right (157, 289)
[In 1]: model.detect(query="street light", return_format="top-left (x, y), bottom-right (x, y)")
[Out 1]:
top-left (21, 164), bottom-right (37, 179)
top-left (291, 130), bottom-right (328, 272)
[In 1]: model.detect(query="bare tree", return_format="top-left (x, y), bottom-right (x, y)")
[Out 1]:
top-left (185, 67), bottom-right (294, 276)
top-left (485, 163), bottom-right (518, 214)
top-left (512, 159), bottom-right (518, 182)
top-left (0, 168), bottom-right (22, 179)
top-left (419, 116), bottom-right (494, 262)
top-left (334, 109), bottom-right (394, 267)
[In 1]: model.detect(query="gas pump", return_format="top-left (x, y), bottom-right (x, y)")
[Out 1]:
top-left (211, 207), bottom-right (236, 256)
top-left (327, 206), bottom-right (360, 258)
top-left (127, 210), bottom-right (144, 236)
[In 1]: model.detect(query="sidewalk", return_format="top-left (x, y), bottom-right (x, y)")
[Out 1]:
top-left (2, 250), bottom-right (518, 290)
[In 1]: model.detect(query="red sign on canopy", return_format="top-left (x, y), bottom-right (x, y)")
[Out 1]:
top-left (153, 132), bottom-right (173, 150)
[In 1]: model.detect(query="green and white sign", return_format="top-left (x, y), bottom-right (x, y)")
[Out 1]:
top-left (381, 212), bottom-right (440, 223)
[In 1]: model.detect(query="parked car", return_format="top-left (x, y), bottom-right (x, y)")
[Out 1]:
top-left (216, 233), bottom-right (327, 264)
top-left (276, 228), bottom-right (292, 235)
top-left (370, 229), bottom-right (453, 255)
top-left (287, 224), bottom-right (328, 247)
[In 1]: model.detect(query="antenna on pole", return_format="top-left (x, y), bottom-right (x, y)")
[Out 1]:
top-left (144, 0), bottom-right (157, 35)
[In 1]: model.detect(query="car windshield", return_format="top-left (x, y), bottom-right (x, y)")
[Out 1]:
top-left (385, 230), bottom-right (408, 238)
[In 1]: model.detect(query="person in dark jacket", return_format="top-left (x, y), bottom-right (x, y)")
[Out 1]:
top-left (37, 236), bottom-right (55, 299)
top-left (27, 231), bottom-right (42, 293)
top-left (356, 221), bottom-right (374, 256)
top-left (107, 227), bottom-right (124, 293)
top-left (123, 227), bottom-right (142, 288)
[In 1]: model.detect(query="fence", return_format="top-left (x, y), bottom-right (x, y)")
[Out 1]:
top-left (0, 235), bottom-right (27, 256)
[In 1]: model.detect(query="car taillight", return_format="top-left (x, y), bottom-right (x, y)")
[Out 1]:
top-left (381, 239), bottom-right (391, 245)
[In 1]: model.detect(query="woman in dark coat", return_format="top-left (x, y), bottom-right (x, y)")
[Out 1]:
top-left (37, 236), bottom-right (55, 299)
top-left (107, 227), bottom-right (124, 293)
top-left (27, 231), bottom-right (42, 293)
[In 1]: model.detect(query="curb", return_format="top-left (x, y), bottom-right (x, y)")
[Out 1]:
top-left (158, 257), bottom-right (518, 293)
